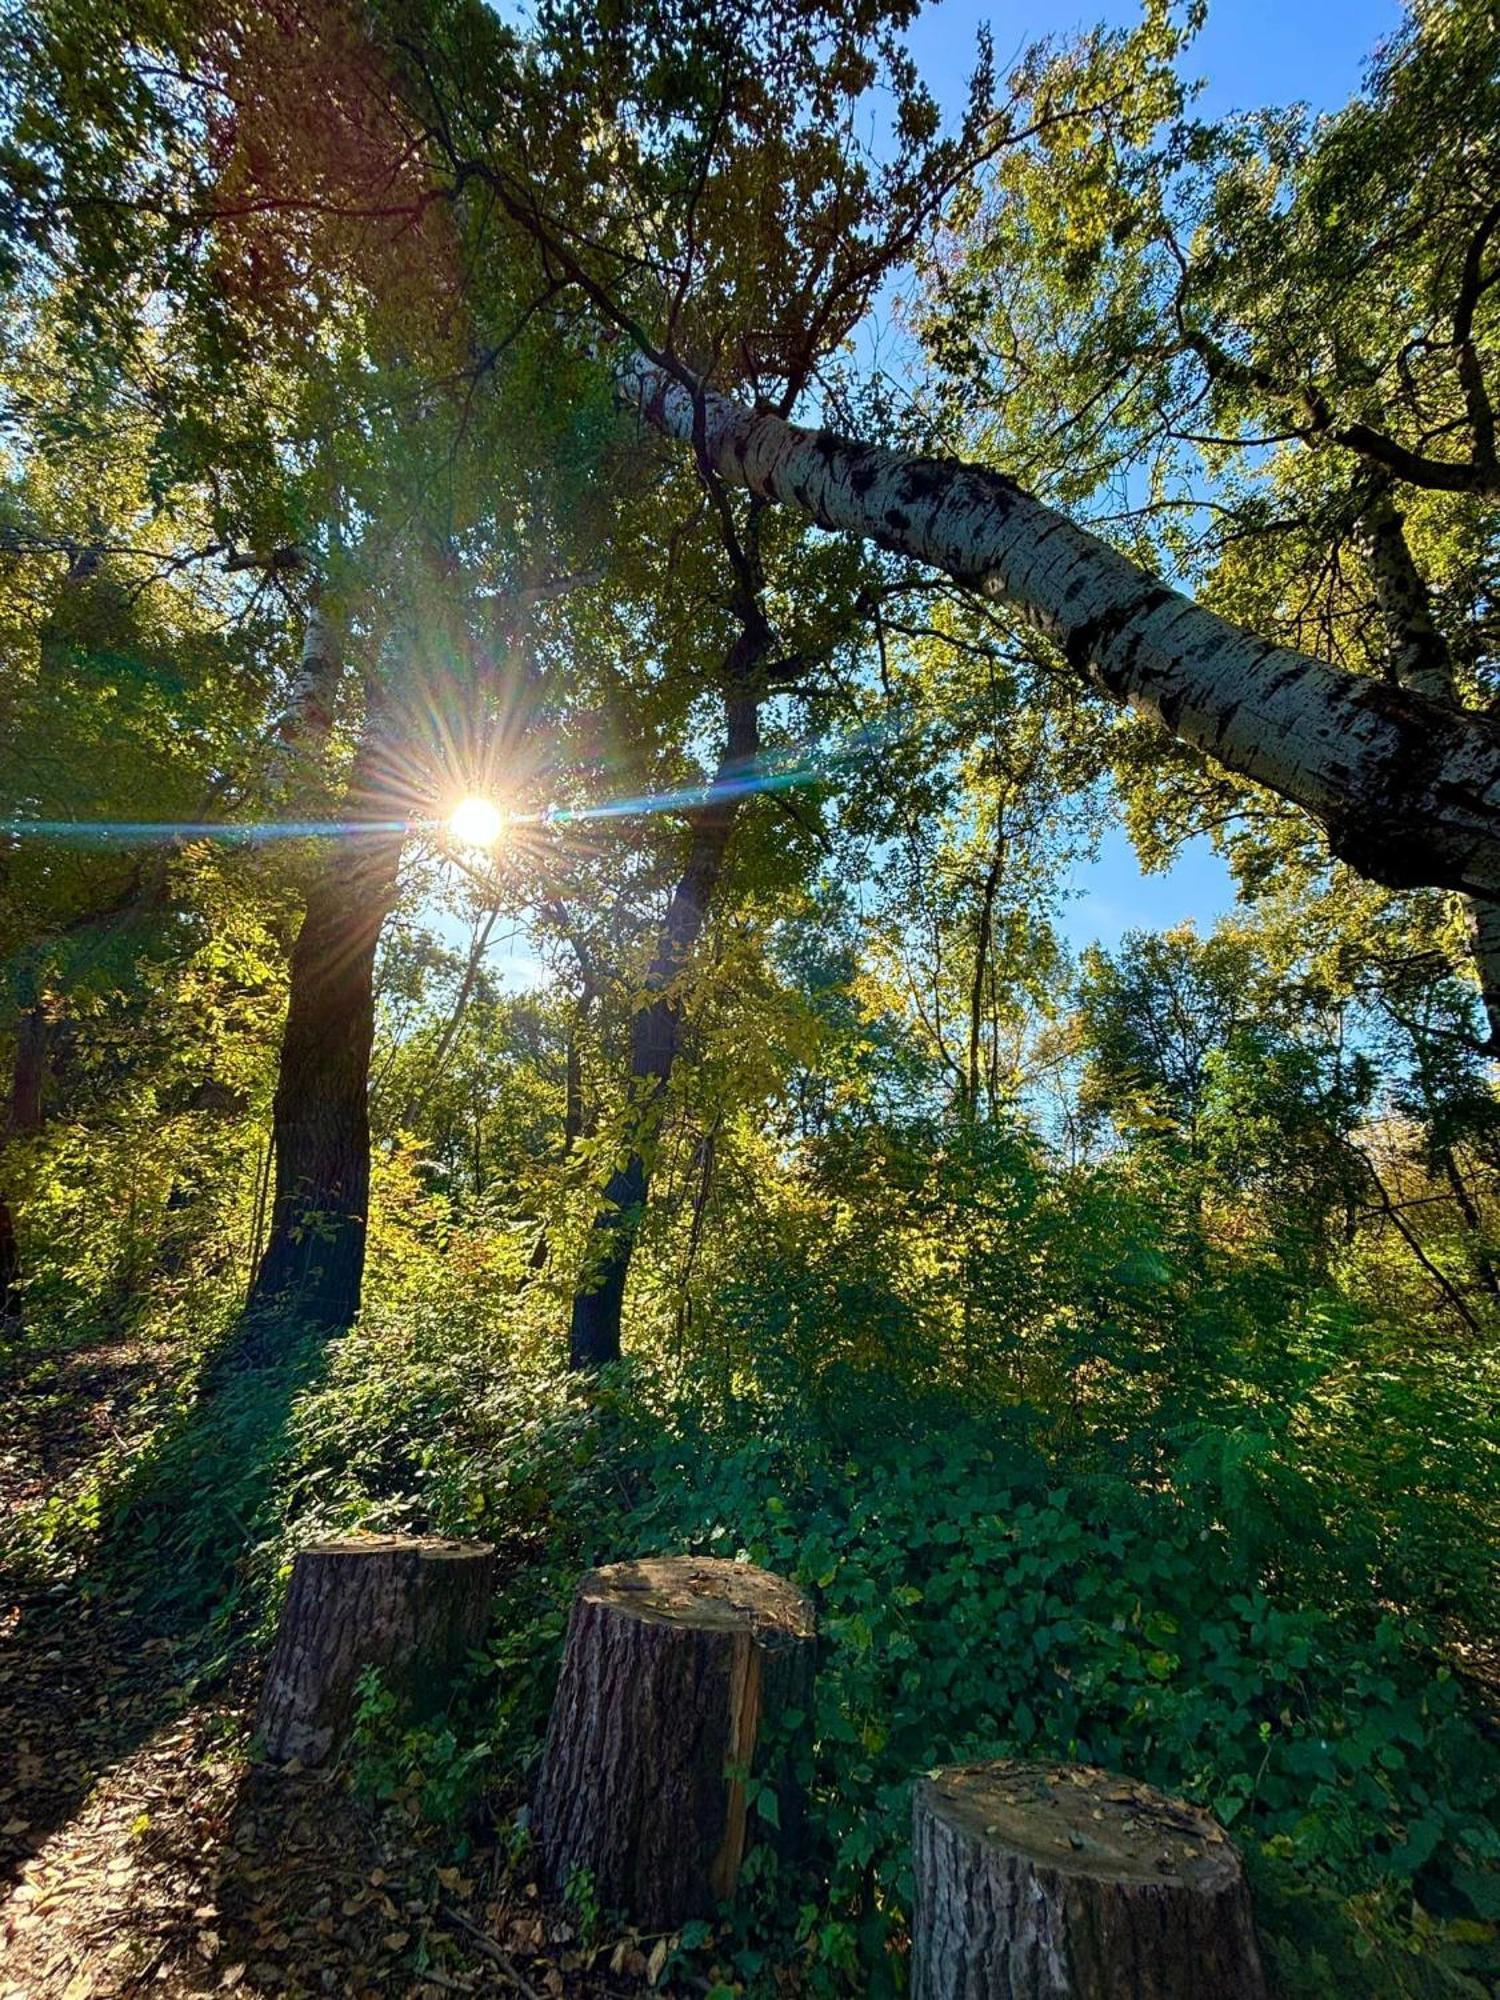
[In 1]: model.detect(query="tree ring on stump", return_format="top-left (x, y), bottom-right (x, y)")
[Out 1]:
top-left (912, 1760), bottom-right (1266, 2000)
top-left (577, 1555), bottom-right (815, 1638)
top-left (534, 1555), bottom-right (816, 1928)
top-left (308, 1535), bottom-right (490, 1558)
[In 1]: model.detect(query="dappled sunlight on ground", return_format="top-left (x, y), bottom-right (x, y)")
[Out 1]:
top-left (0, 1573), bottom-right (699, 1997)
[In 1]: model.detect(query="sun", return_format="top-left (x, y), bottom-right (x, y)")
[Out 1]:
top-left (447, 795), bottom-right (505, 850)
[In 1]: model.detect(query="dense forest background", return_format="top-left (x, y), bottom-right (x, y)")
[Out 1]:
top-left (0, 0), bottom-right (1497, 1993)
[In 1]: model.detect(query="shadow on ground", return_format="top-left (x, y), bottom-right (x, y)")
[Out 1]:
top-left (1, 1321), bottom-right (669, 1996)
top-left (0, 1322), bottom-right (332, 1899)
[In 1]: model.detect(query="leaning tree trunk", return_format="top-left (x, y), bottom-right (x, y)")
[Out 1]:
top-left (622, 356), bottom-right (1500, 902)
top-left (911, 1761), bottom-right (1266, 2000)
top-left (568, 656), bottom-right (763, 1368)
top-left (533, 1556), bottom-right (816, 1926)
top-left (245, 711), bottom-right (405, 1346)
top-left (256, 1534), bottom-right (496, 1766)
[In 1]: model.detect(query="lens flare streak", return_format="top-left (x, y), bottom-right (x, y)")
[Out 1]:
top-left (0, 732), bottom-right (892, 856)
top-left (0, 754), bottom-right (838, 849)
top-left (521, 761), bottom-right (815, 828)
top-left (0, 818), bottom-right (412, 846)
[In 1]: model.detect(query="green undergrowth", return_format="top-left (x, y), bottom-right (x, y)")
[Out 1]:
top-left (5, 1289), bottom-right (1498, 1998)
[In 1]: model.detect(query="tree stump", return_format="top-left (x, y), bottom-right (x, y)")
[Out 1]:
top-left (533, 1556), bottom-right (816, 1927)
top-left (911, 1760), bottom-right (1266, 2000)
top-left (255, 1535), bottom-right (496, 1766)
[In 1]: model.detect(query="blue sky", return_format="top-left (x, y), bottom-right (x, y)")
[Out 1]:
top-left (907, 0), bottom-right (1399, 125)
top-left (899, 0), bottom-right (1401, 951)
top-left (472, 0), bottom-right (1403, 984)
top-left (904, 0), bottom-right (1408, 948)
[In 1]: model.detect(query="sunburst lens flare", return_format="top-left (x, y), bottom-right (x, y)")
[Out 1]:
top-left (447, 796), bottom-right (505, 850)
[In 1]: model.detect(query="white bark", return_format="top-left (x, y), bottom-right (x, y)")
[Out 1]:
top-left (621, 357), bottom-right (1500, 900)
top-left (1466, 894), bottom-right (1500, 1050)
top-left (267, 590), bottom-right (343, 787)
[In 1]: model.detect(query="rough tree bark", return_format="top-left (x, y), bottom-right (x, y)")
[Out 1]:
top-left (245, 701), bottom-right (406, 1344)
top-left (1362, 486), bottom-right (1500, 1047)
top-left (1361, 490), bottom-right (1456, 706)
top-left (568, 643), bottom-right (764, 1368)
top-left (0, 986), bottom-right (47, 1325)
top-left (911, 1761), bottom-right (1266, 2000)
top-left (533, 1556), bottom-right (816, 1927)
top-left (255, 1534), bottom-right (496, 1766)
top-left (622, 357), bottom-right (1500, 902)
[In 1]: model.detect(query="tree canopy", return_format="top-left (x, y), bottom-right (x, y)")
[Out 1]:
top-left (0, 2), bottom-right (1498, 1995)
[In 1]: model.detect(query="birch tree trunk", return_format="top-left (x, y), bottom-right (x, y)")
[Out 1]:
top-left (568, 647), bottom-right (763, 1368)
top-left (265, 586), bottom-right (346, 792)
top-left (622, 359), bottom-right (1500, 901)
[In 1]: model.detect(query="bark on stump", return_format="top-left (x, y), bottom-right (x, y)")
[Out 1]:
top-left (911, 1761), bottom-right (1266, 2000)
top-left (533, 1556), bottom-right (816, 1927)
top-left (256, 1535), bottom-right (496, 1766)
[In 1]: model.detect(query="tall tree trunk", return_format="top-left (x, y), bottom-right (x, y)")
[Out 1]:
top-left (9, 995), bottom-right (47, 1138)
top-left (965, 826), bottom-right (1005, 1119)
top-left (1363, 487), bottom-right (1500, 1048)
top-left (245, 711), bottom-right (406, 1344)
top-left (568, 648), bottom-right (762, 1368)
top-left (0, 1197), bottom-right (21, 1328)
top-left (0, 986), bottom-right (47, 1326)
top-left (1362, 489), bottom-right (1456, 704)
top-left (623, 359), bottom-right (1500, 901)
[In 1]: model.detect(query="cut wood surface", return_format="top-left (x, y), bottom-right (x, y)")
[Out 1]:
top-left (533, 1555), bottom-right (816, 1927)
top-left (911, 1759), bottom-right (1267, 2000)
top-left (255, 1534), bottom-right (496, 1767)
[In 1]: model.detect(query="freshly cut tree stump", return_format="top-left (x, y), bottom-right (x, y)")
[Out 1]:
top-left (256, 1535), bottom-right (496, 1766)
top-left (911, 1760), bottom-right (1266, 2000)
top-left (533, 1556), bottom-right (816, 1926)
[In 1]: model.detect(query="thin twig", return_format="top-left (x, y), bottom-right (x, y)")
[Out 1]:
top-left (439, 1905), bottom-right (542, 1999)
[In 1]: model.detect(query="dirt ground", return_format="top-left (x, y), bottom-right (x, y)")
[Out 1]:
top-left (0, 1343), bottom-right (708, 2000)
top-left (1, 1577), bottom-right (716, 2000)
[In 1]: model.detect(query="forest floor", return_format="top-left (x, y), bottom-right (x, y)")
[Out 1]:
top-left (0, 1340), bottom-right (684, 2000)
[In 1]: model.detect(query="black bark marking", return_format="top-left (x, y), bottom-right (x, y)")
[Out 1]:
top-left (1062, 586), bottom-right (1176, 689)
top-left (849, 455), bottom-right (880, 497)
